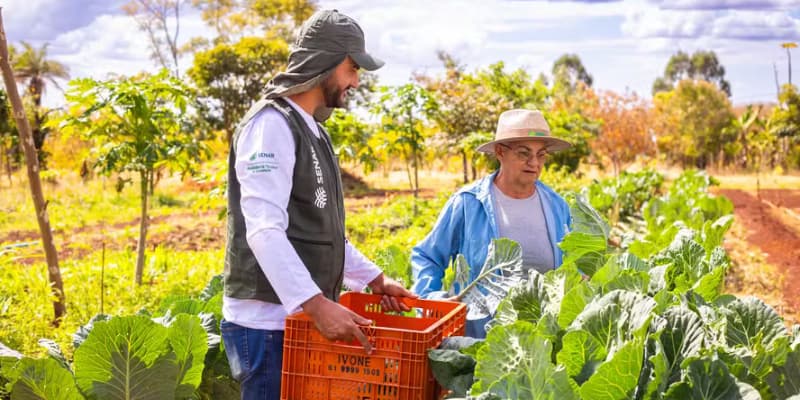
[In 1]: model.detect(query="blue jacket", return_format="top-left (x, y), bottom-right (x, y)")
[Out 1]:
top-left (411, 172), bottom-right (571, 337)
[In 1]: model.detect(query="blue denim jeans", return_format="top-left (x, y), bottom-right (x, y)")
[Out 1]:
top-left (220, 319), bottom-right (284, 400)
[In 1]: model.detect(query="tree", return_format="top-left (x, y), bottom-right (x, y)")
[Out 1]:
top-left (589, 91), bottom-right (653, 176)
top-left (0, 13), bottom-right (66, 324)
top-left (324, 109), bottom-right (378, 173)
top-left (782, 42), bottom-right (797, 85)
top-left (230, 0), bottom-right (316, 41)
top-left (652, 80), bottom-right (735, 169)
top-left (724, 105), bottom-right (763, 169)
top-left (547, 83), bottom-right (599, 172)
top-left (12, 41), bottom-right (69, 167)
top-left (769, 83), bottom-right (800, 168)
top-left (123, 0), bottom-right (184, 77)
top-left (552, 53), bottom-right (593, 93)
top-left (55, 71), bottom-right (210, 285)
top-left (417, 52), bottom-right (506, 183)
top-left (188, 36), bottom-right (288, 141)
top-left (0, 90), bottom-right (19, 183)
top-left (191, 0), bottom-right (236, 40)
top-left (188, 0), bottom-right (316, 46)
top-left (372, 84), bottom-right (437, 200)
top-left (652, 50), bottom-right (731, 97)
top-left (467, 61), bottom-right (549, 109)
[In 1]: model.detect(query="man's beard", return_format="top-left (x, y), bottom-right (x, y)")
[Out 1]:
top-left (322, 76), bottom-right (347, 109)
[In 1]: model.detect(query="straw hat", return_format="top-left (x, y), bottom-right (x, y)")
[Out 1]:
top-left (476, 109), bottom-right (572, 153)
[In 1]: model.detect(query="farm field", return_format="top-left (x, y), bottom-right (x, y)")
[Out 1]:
top-left (2, 1), bottom-right (800, 396)
top-left (1, 168), bottom-right (798, 352)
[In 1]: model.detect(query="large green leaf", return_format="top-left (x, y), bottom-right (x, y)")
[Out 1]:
top-left (559, 232), bottom-right (608, 277)
top-left (658, 307), bottom-right (707, 384)
top-left (168, 314), bottom-right (208, 398)
top-left (618, 252), bottom-right (650, 272)
top-left (603, 269), bottom-right (650, 295)
top-left (470, 321), bottom-right (578, 399)
top-left (492, 272), bottom-right (549, 327)
top-left (73, 315), bottom-right (179, 399)
top-left (557, 330), bottom-right (605, 384)
top-left (569, 290), bottom-right (656, 352)
top-left (199, 274), bottom-right (223, 301)
top-left (543, 264), bottom-right (584, 313)
top-left (701, 215), bottom-right (734, 253)
top-left (766, 342), bottom-right (800, 398)
top-left (569, 192), bottom-right (611, 238)
top-left (72, 314), bottom-right (109, 350)
top-left (579, 337), bottom-right (645, 400)
top-left (457, 239), bottom-right (526, 320)
top-left (693, 266), bottom-right (726, 303)
top-left (428, 349), bottom-right (476, 397)
top-left (558, 284), bottom-right (594, 329)
top-left (635, 336), bottom-right (670, 400)
top-left (561, 193), bottom-right (611, 277)
top-left (36, 340), bottom-right (69, 374)
top-left (663, 357), bottom-right (760, 400)
top-left (10, 358), bottom-right (82, 400)
top-left (656, 230), bottom-right (707, 294)
top-left (450, 254), bottom-right (471, 297)
top-left (722, 297), bottom-right (787, 352)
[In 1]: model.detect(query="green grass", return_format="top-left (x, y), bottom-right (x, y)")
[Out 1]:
top-left (0, 247), bottom-right (223, 358)
top-left (346, 194), bottom-right (449, 286)
top-left (0, 172), bottom-right (224, 240)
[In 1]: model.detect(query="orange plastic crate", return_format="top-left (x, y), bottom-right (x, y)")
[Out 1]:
top-left (281, 292), bottom-right (466, 400)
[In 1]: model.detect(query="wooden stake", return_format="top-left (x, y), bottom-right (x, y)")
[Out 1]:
top-left (0, 8), bottom-right (66, 325)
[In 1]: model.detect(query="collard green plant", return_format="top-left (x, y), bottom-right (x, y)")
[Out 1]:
top-left (0, 274), bottom-right (235, 400)
top-left (453, 238), bottom-right (526, 320)
top-left (431, 170), bottom-right (797, 400)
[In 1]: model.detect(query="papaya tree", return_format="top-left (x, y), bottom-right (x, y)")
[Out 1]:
top-left (54, 70), bottom-right (209, 285)
top-left (372, 83), bottom-right (437, 199)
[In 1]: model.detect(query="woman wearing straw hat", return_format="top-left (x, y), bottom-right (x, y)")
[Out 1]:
top-left (411, 109), bottom-right (572, 338)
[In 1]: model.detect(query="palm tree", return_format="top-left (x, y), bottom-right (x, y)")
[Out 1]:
top-left (782, 42), bottom-right (797, 85)
top-left (12, 42), bottom-right (69, 167)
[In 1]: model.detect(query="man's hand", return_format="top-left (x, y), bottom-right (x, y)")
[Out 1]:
top-left (368, 273), bottom-right (417, 313)
top-left (302, 294), bottom-right (373, 353)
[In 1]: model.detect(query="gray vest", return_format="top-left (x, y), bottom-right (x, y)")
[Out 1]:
top-left (224, 98), bottom-right (346, 304)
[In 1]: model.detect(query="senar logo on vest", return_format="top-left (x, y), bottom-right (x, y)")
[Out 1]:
top-left (314, 187), bottom-right (327, 208)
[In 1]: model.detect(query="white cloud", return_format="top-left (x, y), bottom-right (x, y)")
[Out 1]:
top-left (714, 11), bottom-right (800, 39)
top-left (3, 0), bottom-right (125, 41)
top-left (653, 0), bottom-right (800, 10)
top-left (622, 7), bottom-right (716, 38)
top-left (15, 0), bottom-right (795, 108)
top-left (622, 2), bottom-right (800, 40)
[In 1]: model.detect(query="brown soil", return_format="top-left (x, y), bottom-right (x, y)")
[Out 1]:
top-left (1, 211), bottom-right (223, 265)
top-left (0, 186), bottom-right (422, 264)
top-left (717, 189), bottom-right (800, 319)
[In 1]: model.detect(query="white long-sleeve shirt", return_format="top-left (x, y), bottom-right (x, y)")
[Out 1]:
top-left (222, 98), bottom-right (382, 330)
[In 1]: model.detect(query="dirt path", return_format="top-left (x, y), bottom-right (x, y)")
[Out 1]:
top-left (718, 189), bottom-right (800, 317)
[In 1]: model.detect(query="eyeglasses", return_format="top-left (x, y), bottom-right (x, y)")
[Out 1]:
top-left (498, 143), bottom-right (549, 164)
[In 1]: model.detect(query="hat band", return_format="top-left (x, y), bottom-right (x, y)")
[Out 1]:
top-left (528, 131), bottom-right (548, 137)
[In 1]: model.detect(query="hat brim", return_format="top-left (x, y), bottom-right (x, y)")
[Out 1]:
top-left (476, 136), bottom-right (572, 154)
top-left (350, 51), bottom-right (384, 71)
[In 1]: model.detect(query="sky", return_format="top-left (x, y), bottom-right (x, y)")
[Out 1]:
top-left (2, 0), bottom-right (800, 108)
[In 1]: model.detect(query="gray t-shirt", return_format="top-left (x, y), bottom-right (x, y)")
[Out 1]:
top-left (492, 183), bottom-right (555, 274)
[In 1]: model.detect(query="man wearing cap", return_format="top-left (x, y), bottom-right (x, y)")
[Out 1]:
top-left (222, 9), bottom-right (414, 399)
top-left (411, 109), bottom-right (572, 338)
